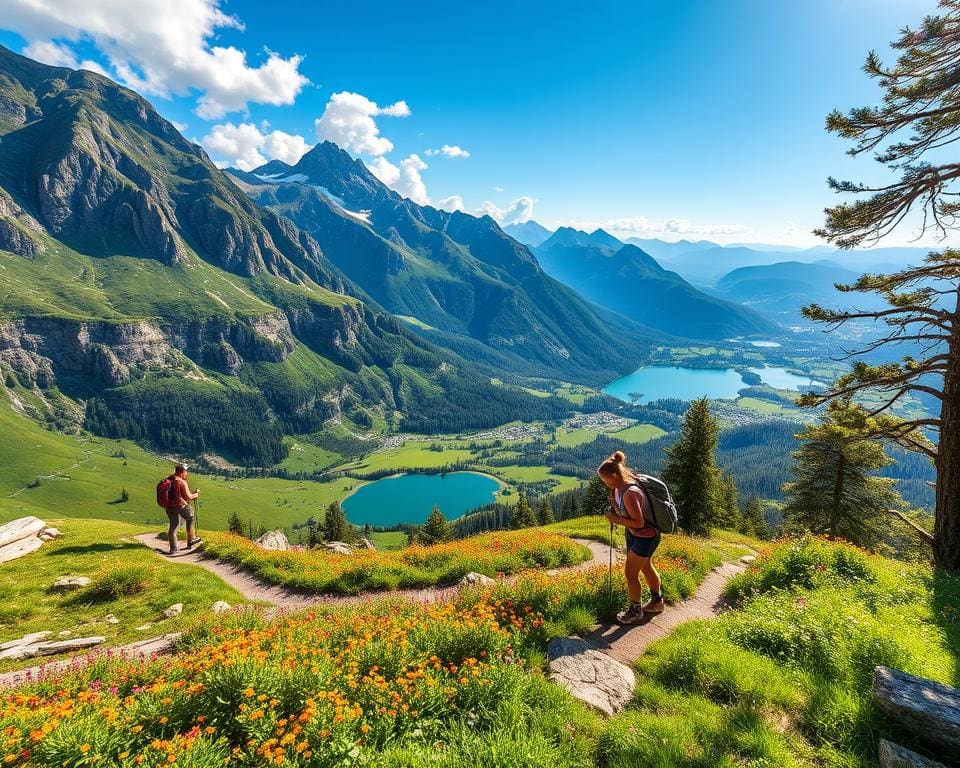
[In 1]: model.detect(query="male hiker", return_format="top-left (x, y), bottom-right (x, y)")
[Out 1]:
top-left (166, 463), bottom-right (201, 554)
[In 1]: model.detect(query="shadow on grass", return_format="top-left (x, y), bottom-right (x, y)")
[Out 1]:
top-left (50, 542), bottom-right (144, 556)
top-left (931, 568), bottom-right (960, 685)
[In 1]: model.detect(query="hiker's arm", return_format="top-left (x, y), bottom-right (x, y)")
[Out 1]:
top-left (622, 489), bottom-right (647, 529)
top-left (603, 509), bottom-right (634, 527)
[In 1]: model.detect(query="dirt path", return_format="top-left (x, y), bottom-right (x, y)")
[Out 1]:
top-left (134, 533), bottom-right (611, 609)
top-left (583, 560), bottom-right (747, 665)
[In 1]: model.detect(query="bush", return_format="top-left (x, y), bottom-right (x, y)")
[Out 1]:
top-left (80, 565), bottom-right (151, 602)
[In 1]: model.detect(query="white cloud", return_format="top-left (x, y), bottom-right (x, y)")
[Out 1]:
top-left (314, 91), bottom-right (410, 157)
top-left (437, 195), bottom-right (465, 213)
top-left (493, 186), bottom-right (504, 193)
top-left (478, 196), bottom-right (535, 225)
top-left (201, 122), bottom-right (310, 171)
top-left (605, 216), bottom-right (752, 237)
top-left (23, 39), bottom-right (106, 74)
top-left (171, 120), bottom-right (189, 133)
top-left (364, 154), bottom-right (429, 205)
top-left (1, 0), bottom-right (309, 118)
top-left (424, 144), bottom-right (470, 158)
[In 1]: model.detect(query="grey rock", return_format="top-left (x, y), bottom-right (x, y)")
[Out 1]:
top-left (324, 541), bottom-right (353, 555)
top-left (0, 516), bottom-right (46, 548)
top-left (103, 614), bottom-right (120, 625)
top-left (212, 601), bottom-right (232, 614)
top-left (255, 530), bottom-right (290, 551)
top-left (459, 572), bottom-right (495, 587)
top-left (740, 554), bottom-right (757, 564)
top-left (52, 576), bottom-right (91, 590)
top-left (0, 536), bottom-right (44, 564)
top-left (359, 537), bottom-right (376, 551)
top-left (135, 624), bottom-right (153, 631)
top-left (873, 667), bottom-right (960, 756)
top-left (57, 630), bottom-right (73, 638)
top-left (162, 603), bottom-right (183, 619)
top-left (878, 739), bottom-right (947, 768)
top-left (548, 637), bottom-right (636, 716)
top-left (33, 636), bottom-right (106, 657)
top-left (0, 631), bottom-right (52, 651)
top-left (38, 526), bottom-right (62, 541)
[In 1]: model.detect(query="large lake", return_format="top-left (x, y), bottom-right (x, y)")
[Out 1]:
top-left (603, 365), bottom-right (822, 403)
top-left (342, 472), bottom-right (501, 526)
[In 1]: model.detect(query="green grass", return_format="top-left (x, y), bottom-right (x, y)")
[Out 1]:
top-left (737, 396), bottom-right (789, 414)
top-left (277, 439), bottom-right (342, 473)
top-left (368, 530), bottom-right (408, 550)
top-left (610, 423), bottom-right (666, 442)
top-left (0, 518), bottom-right (246, 669)
top-left (598, 536), bottom-right (959, 767)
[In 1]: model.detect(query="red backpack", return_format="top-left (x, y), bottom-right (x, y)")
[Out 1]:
top-left (156, 476), bottom-right (177, 508)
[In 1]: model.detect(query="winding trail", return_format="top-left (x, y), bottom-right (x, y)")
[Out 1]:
top-left (133, 533), bottom-right (611, 609)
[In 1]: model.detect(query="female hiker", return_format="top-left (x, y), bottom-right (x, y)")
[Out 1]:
top-left (597, 450), bottom-right (664, 624)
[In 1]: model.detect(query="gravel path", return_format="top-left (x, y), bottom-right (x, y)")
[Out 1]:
top-left (583, 560), bottom-right (747, 665)
top-left (134, 533), bottom-right (611, 609)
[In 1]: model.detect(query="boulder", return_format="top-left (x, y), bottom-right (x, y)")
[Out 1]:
top-left (359, 538), bottom-right (376, 550)
top-left (255, 530), bottom-right (289, 551)
top-left (103, 614), bottom-right (120, 625)
top-left (873, 667), bottom-right (960, 756)
top-left (0, 535), bottom-right (43, 564)
top-left (212, 601), bottom-right (232, 614)
top-left (52, 576), bottom-right (91, 590)
top-left (0, 631), bottom-right (52, 651)
top-left (878, 739), bottom-right (947, 768)
top-left (324, 541), bottom-right (353, 555)
top-left (0, 516), bottom-right (46, 548)
top-left (740, 554), bottom-right (757, 564)
top-left (459, 572), bottom-right (496, 587)
top-left (38, 527), bottom-right (62, 541)
top-left (33, 636), bottom-right (105, 657)
top-left (547, 636), bottom-right (636, 716)
top-left (162, 603), bottom-right (183, 619)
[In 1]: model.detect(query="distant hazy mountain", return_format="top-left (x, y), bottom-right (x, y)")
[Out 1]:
top-left (538, 226), bottom-right (624, 250)
top-left (503, 220), bottom-right (552, 247)
top-left (533, 239), bottom-right (776, 339)
top-left (227, 144), bottom-right (663, 382)
top-left (715, 260), bottom-right (887, 316)
top-left (623, 238), bottom-right (720, 262)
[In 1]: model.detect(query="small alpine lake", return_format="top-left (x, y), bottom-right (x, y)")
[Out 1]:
top-left (603, 365), bottom-right (823, 403)
top-left (341, 471), bottom-right (503, 527)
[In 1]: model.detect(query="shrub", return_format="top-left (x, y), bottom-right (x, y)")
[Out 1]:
top-left (80, 565), bottom-right (151, 602)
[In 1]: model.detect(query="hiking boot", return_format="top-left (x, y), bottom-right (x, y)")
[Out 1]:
top-left (642, 597), bottom-right (666, 614)
top-left (616, 603), bottom-right (644, 624)
top-left (187, 537), bottom-right (204, 548)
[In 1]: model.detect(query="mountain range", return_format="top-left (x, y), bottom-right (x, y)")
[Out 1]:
top-left (0, 46), bottom-right (577, 464)
top-left (225, 145), bottom-right (665, 382)
top-left (531, 229), bottom-right (775, 339)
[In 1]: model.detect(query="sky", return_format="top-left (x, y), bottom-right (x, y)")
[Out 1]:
top-left (0, 0), bottom-right (949, 247)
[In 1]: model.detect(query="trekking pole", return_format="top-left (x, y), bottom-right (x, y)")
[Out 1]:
top-left (608, 520), bottom-right (614, 598)
top-left (194, 492), bottom-right (200, 543)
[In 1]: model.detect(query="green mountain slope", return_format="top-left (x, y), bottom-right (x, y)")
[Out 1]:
top-left (0, 46), bottom-right (568, 465)
top-left (228, 143), bottom-right (662, 382)
top-left (533, 237), bottom-right (777, 340)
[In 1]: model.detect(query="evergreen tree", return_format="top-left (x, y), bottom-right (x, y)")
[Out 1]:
top-left (809, 5), bottom-right (957, 567)
top-left (716, 472), bottom-right (741, 530)
top-left (363, 523), bottom-right (372, 539)
top-left (782, 407), bottom-right (906, 551)
top-left (228, 511), bottom-right (244, 536)
top-left (417, 506), bottom-right (452, 545)
top-left (324, 502), bottom-right (352, 543)
top-left (511, 493), bottom-right (538, 528)
top-left (537, 496), bottom-right (556, 525)
top-left (563, 494), bottom-right (578, 520)
top-left (740, 497), bottom-right (770, 540)
top-left (581, 476), bottom-right (611, 518)
top-left (662, 398), bottom-right (722, 535)
top-left (306, 516), bottom-right (322, 548)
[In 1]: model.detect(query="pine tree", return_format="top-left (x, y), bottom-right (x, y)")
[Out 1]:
top-left (782, 407), bottom-right (906, 551)
top-left (417, 506), bottom-right (452, 545)
top-left (563, 494), bottom-right (578, 520)
top-left (662, 398), bottom-right (722, 535)
top-left (740, 497), bottom-right (770, 540)
top-left (363, 523), bottom-right (372, 539)
top-left (716, 472), bottom-right (741, 530)
top-left (324, 502), bottom-right (352, 543)
top-left (306, 516), bottom-right (322, 548)
top-left (537, 496), bottom-right (556, 525)
top-left (228, 511), bottom-right (244, 536)
top-left (808, 5), bottom-right (957, 567)
top-left (511, 493), bottom-right (537, 528)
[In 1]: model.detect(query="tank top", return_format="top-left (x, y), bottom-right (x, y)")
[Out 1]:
top-left (615, 484), bottom-right (657, 538)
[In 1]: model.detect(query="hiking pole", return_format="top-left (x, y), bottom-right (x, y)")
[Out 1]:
top-left (193, 492), bottom-right (200, 546)
top-left (608, 520), bottom-right (614, 598)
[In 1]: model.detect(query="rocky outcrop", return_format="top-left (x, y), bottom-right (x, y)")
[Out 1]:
top-left (255, 530), bottom-right (289, 551)
top-left (547, 636), bottom-right (636, 716)
top-left (878, 740), bottom-right (947, 768)
top-left (0, 634), bottom-right (105, 661)
top-left (0, 516), bottom-right (61, 564)
top-left (459, 572), bottom-right (495, 587)
top-left (0, 192), bottom-right (45, 257)
top-left (873, 667), bottom-right (960, 757)
top-left (52, 576), bottom-right (90, 590)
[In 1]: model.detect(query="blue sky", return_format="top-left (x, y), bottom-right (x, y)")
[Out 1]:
top-left (0, 0), bottom-right (945, 245)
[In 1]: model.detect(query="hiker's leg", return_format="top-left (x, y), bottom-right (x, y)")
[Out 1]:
top-left (182, 508), bottom-right (196, 544)
top-left (637, 556), bottom-right (661, 596)
top-left (166, 510), bottom-right (179, 553)
top-left (623, 551), bottom-right (644, 603)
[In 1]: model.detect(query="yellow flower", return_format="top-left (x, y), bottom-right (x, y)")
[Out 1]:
top-left (80, 744), bottom-right (92, 754)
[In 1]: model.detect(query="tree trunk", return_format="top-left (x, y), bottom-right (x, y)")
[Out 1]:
top-left (934, 296), bottom-right (960, 570)
top-left (830, 451), bottom-right (845, 537)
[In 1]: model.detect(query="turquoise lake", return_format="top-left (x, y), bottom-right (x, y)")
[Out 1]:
top-left (342, 472), bottom-right (501, 526)
top-left (603, 365), bottom-right (822, 404)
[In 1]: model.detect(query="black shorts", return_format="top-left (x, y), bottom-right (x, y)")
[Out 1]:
top-left (624, 528), bottom-right (661, 558)
top-left (166, 506), bottom-right (194, 526)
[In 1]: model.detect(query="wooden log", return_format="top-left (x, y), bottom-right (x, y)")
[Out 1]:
top-left (873, 667), bottom-right (960, 758)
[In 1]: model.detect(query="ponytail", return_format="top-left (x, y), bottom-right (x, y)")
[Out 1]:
top-left (597, 451), bottom-right (636, 483)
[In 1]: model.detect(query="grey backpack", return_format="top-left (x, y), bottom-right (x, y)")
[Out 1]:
top-left (629, 475), bottom-right (678, 533)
